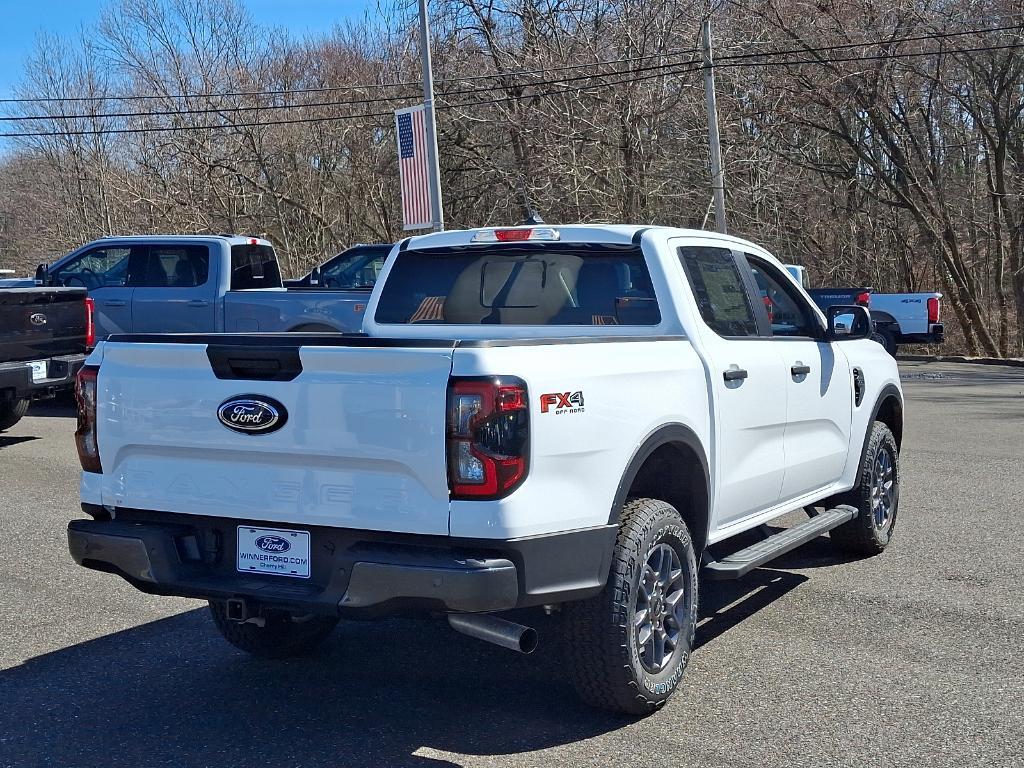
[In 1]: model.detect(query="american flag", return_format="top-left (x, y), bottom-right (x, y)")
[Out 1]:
top-left (395, 106), bottom-right (432, 230)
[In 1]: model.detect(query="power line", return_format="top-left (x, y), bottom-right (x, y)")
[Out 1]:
top-left (0, 45), bottom-right (708, 106)
top-left (0, 51), bottom-right (707, 123)
top-left (5, 22), bottom-right (1020, 124)
top-left (2, 38), bottom-right (1020, 138)
top-left (1, 19), bottom-right (1018, 110)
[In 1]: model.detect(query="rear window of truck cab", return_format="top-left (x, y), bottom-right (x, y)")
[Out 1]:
top-left (374, 243), bottom-right (661, 325)
top-left (230, 244), bottom-right (283, 290)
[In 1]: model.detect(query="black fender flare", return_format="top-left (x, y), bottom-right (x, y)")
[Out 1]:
top-left (608, 422), bottom-right (710, 530)
top-left (860, 384), bottom-right (903, 458)
top-left (869, 310), bottom-right (900, 331)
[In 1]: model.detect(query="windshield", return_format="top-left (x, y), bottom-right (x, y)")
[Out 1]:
top-left (318, 246), bottom-right (390, 289)
top-left (374, 243), bottom-right (660, 326)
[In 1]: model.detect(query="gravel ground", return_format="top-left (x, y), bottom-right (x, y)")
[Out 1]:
top-left (1, 360), bottom-right (1021, 768)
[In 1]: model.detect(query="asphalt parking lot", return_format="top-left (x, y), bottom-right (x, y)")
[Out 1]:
top-left (1, 360), bottom-right (1022, 768)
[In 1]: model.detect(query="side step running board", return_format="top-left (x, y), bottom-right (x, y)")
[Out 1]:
top-left (703, 505), bottom-right (858, 580)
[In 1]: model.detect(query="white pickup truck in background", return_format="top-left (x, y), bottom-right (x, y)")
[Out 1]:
top-left (68, 225), bottom-right (903, 714)
top-left (786, 266), bottom-right (944, 356)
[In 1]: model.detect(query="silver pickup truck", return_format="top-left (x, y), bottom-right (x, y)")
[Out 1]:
top-left (40, 235), bottom-right (368, 338)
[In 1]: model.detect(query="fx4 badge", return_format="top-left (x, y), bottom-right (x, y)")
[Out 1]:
top-left (540, 391), bottom-right (585, 414)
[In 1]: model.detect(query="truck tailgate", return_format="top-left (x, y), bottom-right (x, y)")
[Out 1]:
top-left (0, 287), bottom-right (87, 362)
top-left (95, 338), bottom-right (455, 534)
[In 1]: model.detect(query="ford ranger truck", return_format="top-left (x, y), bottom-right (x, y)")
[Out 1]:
top-left (68, 225), bottom-right (903, 715)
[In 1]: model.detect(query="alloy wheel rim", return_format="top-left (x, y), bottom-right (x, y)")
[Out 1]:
top-left (634, 543), bottom-right (687, 673)
top-left (871, 445), bottom-right (895, 529)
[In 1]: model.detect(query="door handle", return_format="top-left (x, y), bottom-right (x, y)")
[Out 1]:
top-left (791, 364), bottom-right (812, 377)
top-left (102, 300), bottom-right (126, 307)
top-left (187, 299), bottom-right (210, 308)
top-left (723, 368), bottom-right (748, 382)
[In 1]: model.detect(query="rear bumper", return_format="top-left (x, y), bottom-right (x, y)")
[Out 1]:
top-left (68, 509), bottom-right (616, 616)
top-left (0, 353), bottom-right (86, 400)
top-left (897, 323), bottom-right (944, 345)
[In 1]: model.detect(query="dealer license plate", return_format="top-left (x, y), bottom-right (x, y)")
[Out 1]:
top-left (236, 526), bottom-right (311, 579)
top-left (28, 360), bottom-right (47, 382)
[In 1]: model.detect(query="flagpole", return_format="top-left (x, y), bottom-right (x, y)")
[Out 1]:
top-left (418, 0), bottom-right (444, 231)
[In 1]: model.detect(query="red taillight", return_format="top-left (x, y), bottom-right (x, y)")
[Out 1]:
top-left (75, 365), bottom-right (102, 473)
top-left (447, 377), bottom-right (529, 499)
top-left (927, 296), bottom-right (940, 324)
top-left (855, 291), bottom-right (871, 307)
top-left (84, 297), bottom-right (95, 348)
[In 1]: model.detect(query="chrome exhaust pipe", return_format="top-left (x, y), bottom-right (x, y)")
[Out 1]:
top-left (447, 613), bottom-right (538, 654)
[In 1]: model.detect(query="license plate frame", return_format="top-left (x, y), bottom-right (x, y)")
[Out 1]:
top-left (236, 526), bottom-right (311, 579)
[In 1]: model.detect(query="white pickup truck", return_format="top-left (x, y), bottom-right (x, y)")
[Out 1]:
top-left (68, 225), bottom-right (903, 715)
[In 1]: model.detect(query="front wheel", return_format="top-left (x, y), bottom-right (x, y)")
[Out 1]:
top-left (208, 601), bottom-right (339, 658)
top-left (829, 421), bottom-right (900, 556)
top-left (562, 498), bottom-right (699, 715)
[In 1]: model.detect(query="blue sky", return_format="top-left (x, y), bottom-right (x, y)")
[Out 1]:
top-left (0, 0), bottom-right (375, 99)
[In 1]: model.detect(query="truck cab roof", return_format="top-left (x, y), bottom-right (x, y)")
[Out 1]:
top-left (90, 234), bottom-right (273, 248)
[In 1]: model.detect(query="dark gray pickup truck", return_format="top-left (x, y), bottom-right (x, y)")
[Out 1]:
top-left (0, 287), bottom-right (90, 430)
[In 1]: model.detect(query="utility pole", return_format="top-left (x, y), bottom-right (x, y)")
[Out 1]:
top-left (702, 18), bottom-right (727, 234)
top-left (418, 0), bottom-right (445, 231)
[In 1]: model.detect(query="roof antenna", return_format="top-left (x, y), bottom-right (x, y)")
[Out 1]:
top-left (517, 176), bottom-right (545, 225)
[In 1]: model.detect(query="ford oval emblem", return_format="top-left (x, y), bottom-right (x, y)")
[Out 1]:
top-left (255, 535), bottom-right (291, 553)
top-left (217, 395), bottom-right (288, 435)
top-left (30, 313), bottom-right (47, 326)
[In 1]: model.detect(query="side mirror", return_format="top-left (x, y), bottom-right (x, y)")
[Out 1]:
top-left (826, 305), bottom-right (872, 341)
top-left (309, 265), bottom-right (321, 286)
top-left (34, 263), bottom-right (48, 286)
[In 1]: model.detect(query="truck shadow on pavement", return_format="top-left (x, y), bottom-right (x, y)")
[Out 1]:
top-left (1, 569), bottom-right (811, 768)
top-left (0, 434), bottom-right (39, 450)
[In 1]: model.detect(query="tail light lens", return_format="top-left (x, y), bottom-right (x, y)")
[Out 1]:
top-left (855, 291), bottom-right (871, 307)
top-left (75, 365), bottom-right (102, 473)
top-left (84, 297), bottom-right (95, 348)
top-left (447, 377), bottom-right (529, 499)
top-left (927, 296), bottom-right (940, 324)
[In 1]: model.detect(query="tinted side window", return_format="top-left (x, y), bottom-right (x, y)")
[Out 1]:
top-left (678, 246), bottom-right (758, 337)
top-left (745, 255), bottom-right (819, 338)
top-left (50, 247), bottom-right (132, 289)
top-left (231, 244), bottom-right (283, 290)
top-left (132, 245), bottom-right (210, 288)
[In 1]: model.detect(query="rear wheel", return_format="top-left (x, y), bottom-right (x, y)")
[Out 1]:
top-left (208, 601), bottom-right (339, 658)
top-left (871, 328), bottom-right (898, 357)
top-left (563, 497), bottom-right (698, 715)
top-left (0, 398), bottom-right (29, 431)
top-left (829, 421), bottom-right (899, 556)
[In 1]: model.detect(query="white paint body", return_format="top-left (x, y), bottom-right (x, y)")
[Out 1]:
top-left (81, 225), bottom-right (901, 548)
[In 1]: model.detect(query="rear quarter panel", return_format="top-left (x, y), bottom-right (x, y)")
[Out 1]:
top-left (222, 290), bottom-right (368, 333)
top-left (450, 339), bottom-right (709, 539)
top-left (869, 293), bottom-right (940, 335)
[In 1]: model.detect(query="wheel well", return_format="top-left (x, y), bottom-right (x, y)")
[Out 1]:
top-left (625, 442), bottom-right (710, 554)
top-left (288, 323), bottom-right (338, 333)
top-left (875, 394), bottom-right (903, 448)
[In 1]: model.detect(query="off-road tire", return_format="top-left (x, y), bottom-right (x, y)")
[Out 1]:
top-left (208, 601), bottom-right (339, 659)
top-left (828, 421), bottom-right (899, 556)
top-left (562, 498), bottom-right (699, 715)
top-left (0, 398), bottom-right (29, 432)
